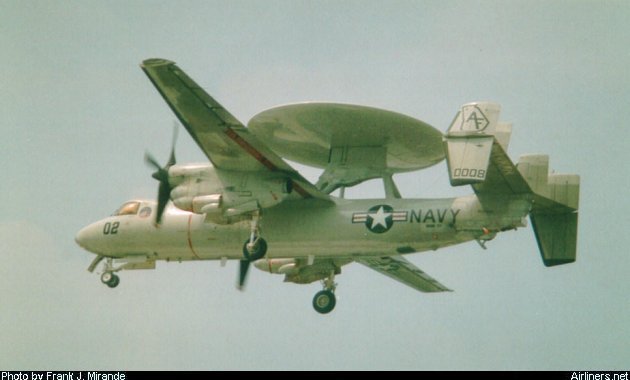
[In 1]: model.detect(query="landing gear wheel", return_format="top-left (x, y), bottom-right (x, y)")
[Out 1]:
top-left (312, 290), bottom-right (336, 314)
top-left (101, 272), bottom-right (113, 284)
top-left (107, 274), bottom-right (120, 288)
top-left (242, 238), bottom-right (267, 261)
top-left (101, 272), bottom-right (120, 288)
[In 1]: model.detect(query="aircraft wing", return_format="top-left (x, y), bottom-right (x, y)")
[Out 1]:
top-left (356, 255), bottom-right (452, 293)
top-left (140, 58), bottom-right (328, 200)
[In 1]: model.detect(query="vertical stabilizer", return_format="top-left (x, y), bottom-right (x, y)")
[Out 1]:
top-left (530, 212), bottom-right (578, 266)
top-left (444, 102), bottom-right (510, 186)
top-left (517, 155), bottom-right (580, 266)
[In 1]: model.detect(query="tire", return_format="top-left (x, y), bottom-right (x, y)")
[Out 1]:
top-left (242, 238), bottom-right (267, 261)
top-left (312, 290), bottom-right (336, 314)
top-left (106, 274), bottom-right (120, 288)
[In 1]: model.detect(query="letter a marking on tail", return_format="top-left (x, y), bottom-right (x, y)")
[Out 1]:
top-left (460, 105), bottom-right (489, 132)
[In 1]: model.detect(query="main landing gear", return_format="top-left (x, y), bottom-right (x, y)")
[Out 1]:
top-left (238, 210), bottom-right (267, 290)
top-left (312, 270), bottom-right (337, 314)
top-left (242, 210), bottom-right (267, 261)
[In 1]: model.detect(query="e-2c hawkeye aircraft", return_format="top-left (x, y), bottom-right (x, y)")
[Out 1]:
top-left (75, 58), bottom-right (580, 314)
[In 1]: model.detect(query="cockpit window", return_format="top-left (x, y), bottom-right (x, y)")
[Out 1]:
top-left (139, 206), bottom-right (152, 218)
top-left (114, 201), bottom-right (140, 216)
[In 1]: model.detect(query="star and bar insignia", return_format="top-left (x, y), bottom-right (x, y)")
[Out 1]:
top-left (352, 205), bottom-right (408, 233)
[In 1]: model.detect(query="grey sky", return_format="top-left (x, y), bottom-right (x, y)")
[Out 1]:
top-left (1, 0), bottom-right (629, 370)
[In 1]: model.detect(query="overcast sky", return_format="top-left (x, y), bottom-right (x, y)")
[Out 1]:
top-left (2, 0), bottom-right (629, 370)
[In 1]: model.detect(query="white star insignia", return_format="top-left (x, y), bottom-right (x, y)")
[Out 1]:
top-left (369, 206), bottom-right (391, 229)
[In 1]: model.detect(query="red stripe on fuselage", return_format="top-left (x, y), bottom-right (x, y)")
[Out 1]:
top-left (187, 214), bottom-right (201, 259)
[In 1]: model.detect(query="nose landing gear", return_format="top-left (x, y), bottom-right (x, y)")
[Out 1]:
top-left (101, 271), bottom-right (120, 288)
top-left (99, 257), bottom-right (121, 288)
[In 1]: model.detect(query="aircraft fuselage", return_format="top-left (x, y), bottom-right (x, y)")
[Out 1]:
top-left (75, 194), bottom-right (530, 262)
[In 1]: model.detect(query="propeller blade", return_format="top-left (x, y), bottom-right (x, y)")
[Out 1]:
top-left (155, 179), bottom-right (171, 226)
top-left (144, 152), bottom-right (162, 171)
top-left (237, 259), bottom-right (250, 291)
top-left (146, 123), bottom-right (179, 226)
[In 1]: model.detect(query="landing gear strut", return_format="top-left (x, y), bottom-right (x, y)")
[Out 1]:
top-left (312, 270), bottom-right (337, 314)
top-left (242, 210), bottom-right (267, 261)
top-left (100, 257), bottom-right (120, 288)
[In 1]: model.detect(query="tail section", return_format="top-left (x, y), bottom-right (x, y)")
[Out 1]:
top-left (443, 102), bottom-right (499, 186)
top-left (518, 155), bottom-right (579, 211)
top-left (444, 102), bottom-right (529, 194)
top-left (444, 102), bottom-right (580, 266)
top-left (518, 155), bottom-right (580, 266)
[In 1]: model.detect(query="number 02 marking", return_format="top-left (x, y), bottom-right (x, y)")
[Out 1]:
top-left (103, 222), bottom-right (120, 235)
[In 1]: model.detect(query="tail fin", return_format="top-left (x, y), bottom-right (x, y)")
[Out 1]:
top-left (518, 155), bottom-right (580, 211)
top-left (517, 155), bottom-right (580, 266)
top-left (443, 102), bottom-right (499, 186)
top-left (444, 102), bottom-right (529, 194)
top-left (444, 102), bottom-right (580, 266)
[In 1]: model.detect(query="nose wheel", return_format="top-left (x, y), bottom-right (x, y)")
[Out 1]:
top-left (100, 257), bottom-right (120, 288)
top-left (101, 271), bottom-right (120, 288)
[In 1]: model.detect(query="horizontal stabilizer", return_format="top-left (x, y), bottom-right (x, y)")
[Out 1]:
top-left (472, 139), bottom-right (531, 196)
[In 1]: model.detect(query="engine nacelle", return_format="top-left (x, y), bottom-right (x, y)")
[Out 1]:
top-left (223, 177), bottom-right (292, 211)
top-left (192, 194), bottom-right (222, 214)
top-left (168, 164), bottom-right (293, 223)
top-left (168, 164), bottom-right (219, 212)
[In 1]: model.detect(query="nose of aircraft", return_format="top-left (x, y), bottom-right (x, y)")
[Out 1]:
top-left (75, 224), bottom-right (98, 253)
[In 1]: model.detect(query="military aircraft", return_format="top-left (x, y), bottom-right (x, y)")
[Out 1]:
top-left (75, 58), bottom-right (580, 314)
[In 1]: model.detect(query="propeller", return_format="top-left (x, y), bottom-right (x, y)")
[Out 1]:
top-left (144, 124), bottom-right (178, 226)
top-left (237, 259), bottom-right (250, 291)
